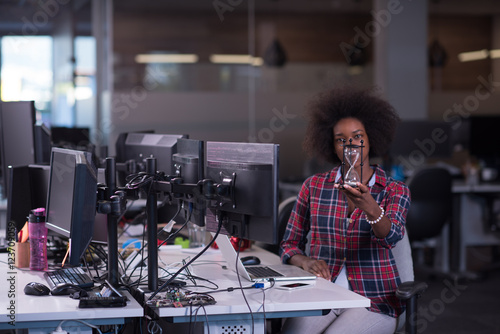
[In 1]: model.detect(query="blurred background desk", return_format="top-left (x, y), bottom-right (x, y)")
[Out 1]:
top-left (451, 181), bottom-right (500, 274)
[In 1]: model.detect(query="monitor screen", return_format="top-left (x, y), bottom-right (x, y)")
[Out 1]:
top-left (0, 101), bottom-right (37, 198)
top-left (388, 120), bottom-right (453, 167)
top-left (469, 115), bottom-right (500, 162)
top-left (5, 164), bottom-right (50, 240)
top-left (204, 141), bottom-right (279, 245)
top-left (122, 132), bottom-right (188, 176)
top-left (51, 126), bottom-right (90, 150)
top-left (45, 147), bottom-right (98, 266)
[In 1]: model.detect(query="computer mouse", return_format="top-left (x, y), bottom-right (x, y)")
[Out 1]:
top-left (24, 282), bottom-right (51, 296)
top-left (241, 256), bottom-right (261, 266)
top-left (50, 283), bottom-right (84, 296)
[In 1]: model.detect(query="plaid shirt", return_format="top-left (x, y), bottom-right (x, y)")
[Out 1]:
top-left (280, 165), bottom-right (411, 318)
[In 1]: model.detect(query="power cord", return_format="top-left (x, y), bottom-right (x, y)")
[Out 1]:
top-left (235, 238), bottom-right (255, 334)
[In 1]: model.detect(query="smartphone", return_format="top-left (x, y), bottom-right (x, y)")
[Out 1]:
top-left (276, 282), bottom-right (311, 290)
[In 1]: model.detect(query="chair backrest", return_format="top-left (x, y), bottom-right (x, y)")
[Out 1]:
top-left (392, 232), bottom-right (414, 283)
top-left (255, 196), bottom-right (297, 255)
top-left (405, 166), bottom-right (452, 241)
top-left (392, 230), bottom-right (414, 333)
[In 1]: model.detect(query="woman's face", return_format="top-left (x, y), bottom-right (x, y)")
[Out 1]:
top-left (332, 117), bottom-right (370, 164)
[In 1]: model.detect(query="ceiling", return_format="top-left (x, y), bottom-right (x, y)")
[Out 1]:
top-left (112, 0), bottom-right (500, 15)
top-left (1, 0), bottom-right (500, 34)
top-left (2, 0), bottom-right (500, 16)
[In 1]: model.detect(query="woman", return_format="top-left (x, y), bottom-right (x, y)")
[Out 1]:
top-left (280, 86), bottom-right (411, 334)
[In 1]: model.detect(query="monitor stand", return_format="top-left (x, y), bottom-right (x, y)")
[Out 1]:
top-left (105, 157), bottom-right (120, 287)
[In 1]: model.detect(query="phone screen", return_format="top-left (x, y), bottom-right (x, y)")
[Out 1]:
top-left (277, 282), bottom-right (310, 290)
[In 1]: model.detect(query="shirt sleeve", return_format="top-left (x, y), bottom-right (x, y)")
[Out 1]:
top-left (371, 180), bottom-right (411, 249)
top-left (280, 179), bottom-right (312, 264)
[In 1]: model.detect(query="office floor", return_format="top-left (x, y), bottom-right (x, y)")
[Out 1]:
top-left (413, 248), bottom-right (500, 334)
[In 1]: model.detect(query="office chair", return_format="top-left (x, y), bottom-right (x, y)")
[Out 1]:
top-left (255, 196), bottom-right (297, 255)
top-left (404, 166), bottom-right (453, 276)
top-left (392, 232), bottom-right (428, 334)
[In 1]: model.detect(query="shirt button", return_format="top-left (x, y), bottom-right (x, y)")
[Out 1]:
top-left (348, 276), bottom-right (352, 281)
top-left (343, 257), bottom-right (347, 261)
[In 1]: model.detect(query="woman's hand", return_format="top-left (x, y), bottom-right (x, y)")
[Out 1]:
top-left (334, 182), bottom-right (375, 213)
top-left (303, 258), bottom-right (331, 280)
top-left (289, 254), bottom-right (331, 280)
top-left (335, 182), bottom-right (391, 238)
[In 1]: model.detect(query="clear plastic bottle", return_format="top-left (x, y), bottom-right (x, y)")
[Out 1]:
top-left (28, 208), bottom-right (48, 271)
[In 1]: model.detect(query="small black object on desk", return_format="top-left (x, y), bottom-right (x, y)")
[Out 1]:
top-left (241, 256), bottom-right (261, 266)
top-left (24, 282), bottom-right (51, 296)
top-left (50, 283), bottom-right (87, 296)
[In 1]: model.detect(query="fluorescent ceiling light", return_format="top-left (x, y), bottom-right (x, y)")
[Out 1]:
top-left (458, 49), bottom-right (489, 62)
top-left (489, 49), bottom-right (500, 59)
top-left (135, 54), bottom-right (198, 64)
top-left (210, 54), bottom-right (263, 66)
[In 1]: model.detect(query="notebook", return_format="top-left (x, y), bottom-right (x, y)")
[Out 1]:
top-left (212, 233), bottom-right (317, 282)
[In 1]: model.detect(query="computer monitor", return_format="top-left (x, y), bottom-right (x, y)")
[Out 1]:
top-left (204, 141), bottom-right (280, 245)
top-left (388, 120), bottom-right (453, 172)
top-left (34, 123), bottom-right (52, 165)
top-left (121, 132), bottom-right (188, 177)
top-left (5, 164), bottom-right (50, 240)
top-left (51, 126), bottom-right (91, 150)
top-left (45, 147), bottom-right (98, 266)
top-left (0, 101), bottom-right (37, 198)
top-left (469, 115), bottom-right (500, 163)
top-left (172, 138), bottom-right (205, 226)
top-left (115, 130), bottom-right (155, 163)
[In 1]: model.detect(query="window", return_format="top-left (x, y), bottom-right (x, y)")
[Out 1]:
top-left (1, 36), bottom-right (53, 122)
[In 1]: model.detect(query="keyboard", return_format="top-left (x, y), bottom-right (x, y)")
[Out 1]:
top-left (245, 266), bottom-right (284, 279)
top-left (44, 267), bottom-right (94, 289)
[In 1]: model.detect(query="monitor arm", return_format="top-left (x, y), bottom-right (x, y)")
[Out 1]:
top-left (152, 174), bottom-right (235, 208)
top-left (96, 156), bottom-right (237, 290)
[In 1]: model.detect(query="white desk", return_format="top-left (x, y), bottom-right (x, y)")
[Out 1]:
top-left (451, 181), bottom-right (500, 273)
top-left (0, 254), bottom-right (143, 333)
top-left (146, 245), bottom-right (370, 333)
